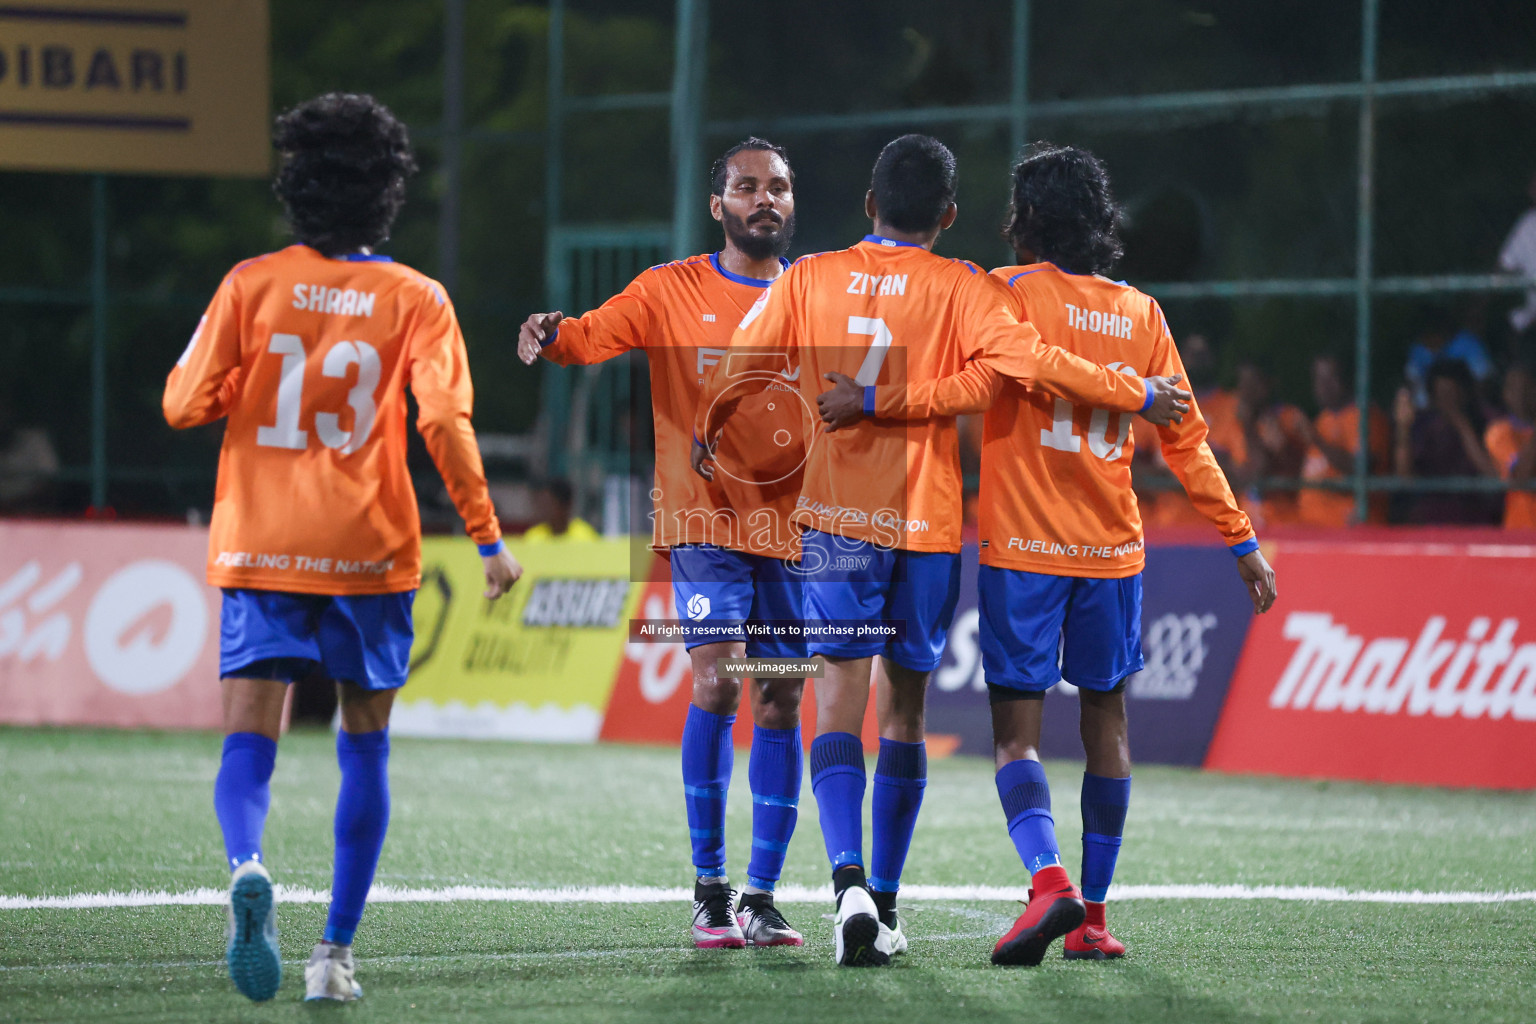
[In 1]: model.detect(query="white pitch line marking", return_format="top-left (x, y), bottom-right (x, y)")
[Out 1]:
top-left (3, 882), bottom-right (1535, 911)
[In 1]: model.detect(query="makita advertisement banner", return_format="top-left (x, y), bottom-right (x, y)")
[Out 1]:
top-left (1205, 538), bottom-right (1536, 789)
top-left (928, 543), bottom-right (1257, 764)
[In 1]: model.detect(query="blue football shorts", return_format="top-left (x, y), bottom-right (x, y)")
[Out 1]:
top-left (669, 544), bottom-right (806, 658)
top-left (978, 565), bottom-right (1144, 693)
top-left (799, 528), bottom-right (961, 673)
top-left (219, 588), bottom-right (416, 691)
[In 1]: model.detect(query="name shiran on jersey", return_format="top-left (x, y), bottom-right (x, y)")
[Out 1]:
top-left (540, 252), bottom-right (807, 559)
top-left (163, 245), bottom-right (502, 595)
top-left (873, 262), bottom-right (1255, 578)
top-left (695, 237), bottom-right (1152, 554)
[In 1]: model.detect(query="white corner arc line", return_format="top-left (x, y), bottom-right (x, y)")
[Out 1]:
top-left (3, 882), bottom-right (1535, 911)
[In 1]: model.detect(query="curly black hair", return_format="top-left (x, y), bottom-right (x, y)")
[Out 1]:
top-left (710, 137), bottom-right (793, 195)
top-left (1004, 143), bottom-right (1122, 275)
top-left (272, 93), bottom-right (417, 256)
top-left (871, 134), bottom-right (957, 234)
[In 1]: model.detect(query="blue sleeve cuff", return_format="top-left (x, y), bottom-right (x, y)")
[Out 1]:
top-left (1140, 378), bottom-right (1155, 413)
top-left (539, 326), bottom-right (558, 349)
top-left (863, 386), bottom-right (876, 416)
top-left (1229, 537), bottom-right (1260, 558)
top-left (478, 539), bottom-right (506, 557)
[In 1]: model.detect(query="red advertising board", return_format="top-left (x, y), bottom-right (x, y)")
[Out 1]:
top-left (0, 521), bottom-right (223, 729)
top-left (1206, 537), bottom-right (1536, 789)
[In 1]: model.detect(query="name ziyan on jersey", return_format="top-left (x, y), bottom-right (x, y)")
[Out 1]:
top-left (1270, 611), bottom-right (1536, 721)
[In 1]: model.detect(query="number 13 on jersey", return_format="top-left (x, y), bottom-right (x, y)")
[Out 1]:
top-left (256, 332), bottom-right (383, 455)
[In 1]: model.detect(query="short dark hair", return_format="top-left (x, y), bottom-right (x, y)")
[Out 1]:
top-left (1004, 143), bottom-right (1123, 275)
top-left (273, 93), bottom-right (417, 256)
top-left (870, 134), bottom-right (957, 234)
top-left (710, 137), bottom-right (793, 196)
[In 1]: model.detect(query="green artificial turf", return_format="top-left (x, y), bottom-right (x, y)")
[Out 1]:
top-left (1, 728), bottom-right (1532, 1023)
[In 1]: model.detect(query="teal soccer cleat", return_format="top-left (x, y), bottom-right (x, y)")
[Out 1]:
top-left (226, 860), bottom-right (282, 1001)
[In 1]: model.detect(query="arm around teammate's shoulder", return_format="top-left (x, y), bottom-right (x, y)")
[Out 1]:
top-left (964, 273), bottom-right (1174, 416)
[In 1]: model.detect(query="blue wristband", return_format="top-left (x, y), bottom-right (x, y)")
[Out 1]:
top-left (1140, 379), bottom-right (1155, 413)
top-left (1229, 537), bottom-right (1259, 558)
top-left (540, 326), bottom-right (559, 349)
top-left (478, 539), bottom-right (506, 557)
top-left (863, 386), bottom-right (876, 416)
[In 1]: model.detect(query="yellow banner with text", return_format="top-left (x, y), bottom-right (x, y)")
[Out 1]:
top-left (392, 537), bottom-right (642, 743)
top-left (0, 0), bottom-right (268, 175)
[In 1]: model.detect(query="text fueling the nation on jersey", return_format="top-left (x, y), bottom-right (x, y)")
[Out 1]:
top-left (540, 253), bottom-right (808, 559)
top-left (971, 265), bottom-right (1254, 578)
top-left (162, 245), bottom-right (501, 596)
top-left (695, 240), bottom-right (1152, 554)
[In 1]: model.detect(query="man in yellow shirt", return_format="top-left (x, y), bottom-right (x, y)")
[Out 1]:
top-left (521, 479), bottom-right (600, 541)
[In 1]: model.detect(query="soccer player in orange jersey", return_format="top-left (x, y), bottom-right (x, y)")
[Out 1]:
top-left (822, 143), bottom-right (1277, 966)
top-left (693, 135), bottom-right (1191, 966)
top-left (516, 139), bottom-right (810, 950)
top-left (163, 94), bottom-right (522, 1004)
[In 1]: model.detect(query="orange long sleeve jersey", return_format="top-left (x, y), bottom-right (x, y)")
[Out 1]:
top-left (163, 245), bottom-right (502, 595)
top-left (694, 237), bottom-right (1152, 554)
top-left (539, 253), bottom-right (805, 559)
top-left (872, 263), bottom-right (1256, 577)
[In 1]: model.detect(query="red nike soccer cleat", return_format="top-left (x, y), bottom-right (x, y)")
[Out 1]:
top-left (1064, 901), bottom-right (1125, 960)
top-left (991, 865), bottom-right (1086, 967)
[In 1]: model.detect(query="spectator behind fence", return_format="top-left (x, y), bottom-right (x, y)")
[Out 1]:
top-left (0, 399), bottom-right (60, 514)
top-left (1485, 360), bottom-right (1536, 529)
top-left (522, 478), bottom-right (599, 541)
top-left (1296, 353), bottom-right (1390, 527)
top-left (1209, 361), bottom-right (1306, 527)
top-left (1499, 170), bottom-right (1536, 334)
top-left (1393, 359), bottom-right (1502, 524)
top-left (1404, 305), bottom-right (1494, 408)
top-left (1133, 332), bottom-right (1237, 527)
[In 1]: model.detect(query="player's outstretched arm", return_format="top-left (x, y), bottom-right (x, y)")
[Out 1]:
top-left (1237, 548), bottom-right (1278, 614)
top-left (521, 276), bottom-right (658, 368)
top-left (517, 311), bottom-right (564, 364)
top-left (966, 276), bottom-right (1177, 416)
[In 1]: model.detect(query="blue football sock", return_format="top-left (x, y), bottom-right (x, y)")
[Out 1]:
top-left (809, 732), bottom-right (866, 872)
top-left (869, 738), bottom-right (926, 893)
top-left (214, 732), bottom-right (277, 871)
top-left (995, 758), bottom-right (1061, 876)
top-left (1080, 773), bottom-right (1131, 903)
top-left (681, 704), bottom-right (735, 877)
top-left (746, 725), bottom-right (801, 892)
top-left (324, 729), bottom-right (391, 946)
